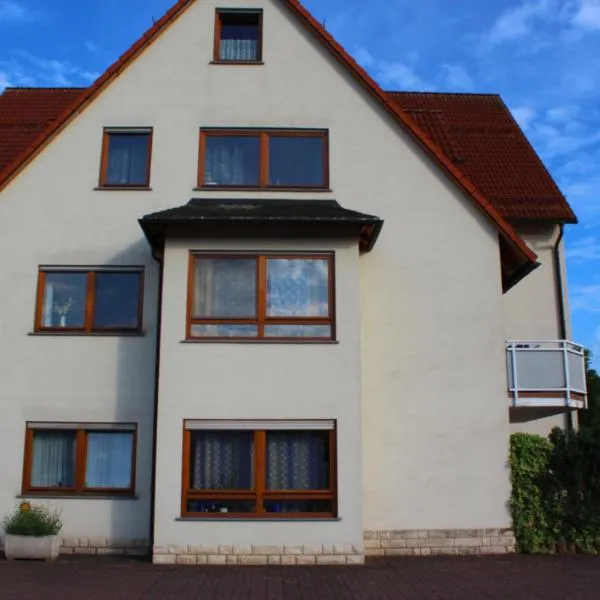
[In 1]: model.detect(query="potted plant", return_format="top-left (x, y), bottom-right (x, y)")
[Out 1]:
top-left (3, 502), bottom-right (62, 561)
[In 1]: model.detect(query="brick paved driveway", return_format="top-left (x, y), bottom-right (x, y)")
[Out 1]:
top-left (1, 555), bottom-right (599, 600)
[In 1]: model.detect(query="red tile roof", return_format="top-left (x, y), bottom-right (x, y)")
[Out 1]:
top-left (0, 0), bottom-right (538, 287)
top-left (0, 87), bottom-right (84, 174)
top-left (388, 92), bottom-right (576, 223)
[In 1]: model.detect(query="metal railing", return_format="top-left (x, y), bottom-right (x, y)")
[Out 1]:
top-left (506, 340), bottom-right (587, 408)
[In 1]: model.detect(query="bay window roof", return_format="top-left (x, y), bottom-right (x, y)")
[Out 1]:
top-left (139, 199), bottom-right (384, 252)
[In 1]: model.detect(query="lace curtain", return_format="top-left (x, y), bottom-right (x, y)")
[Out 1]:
top-left (267, 432), bottom-right (329, 490)
top-left (192, 432), bottom-right (253, 489)
top-left (267, 259), bottom-right (329, 317)
top-left (31, 432), bottom-right (75, 487)
top-left (220, 39), bottom-right (258, 61)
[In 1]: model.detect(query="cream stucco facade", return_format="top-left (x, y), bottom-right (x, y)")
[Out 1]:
top-left (0, 0), bottom-right (581, 563)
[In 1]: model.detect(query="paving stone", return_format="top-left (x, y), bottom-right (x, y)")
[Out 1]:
top-left (0, 553), bottom-right (598, 599)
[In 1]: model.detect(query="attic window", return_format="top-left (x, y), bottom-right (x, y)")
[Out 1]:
top-left (213, 9), bottom-right (263, 63)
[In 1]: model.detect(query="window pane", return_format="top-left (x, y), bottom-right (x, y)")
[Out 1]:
top-left (31, 431), bottom-right (76, 488)
top-left (204, 136), bottom-right (260, 186)
top-left (85, 432), bottom-right (134, 489)
top-left (106, 134), bottom-right (149, 186)
top-left (220, 18), bottom-right (259, 61)
top-left (191, 431), bottom-right (254, 490)
top-left (193, 258), bottom-right (257, 318)
top-left (267, 259), bottom-right (329, 317)
top-left (187, 499), bottom-right (256, 513)
top-left (264, 325), bottom-right (331, 338)
top-left (264, 500), bottom-right (333, 514)
top-left (190, 324), bottom-right (258, 338)
top-left (267, 431), bottom-right (330, 490)
top-left (42, 273), bottom-right (87, 328)
top-left (93, 273), bottom-right (141, 329)
top-left (269, 137), bottom-right (325, 187)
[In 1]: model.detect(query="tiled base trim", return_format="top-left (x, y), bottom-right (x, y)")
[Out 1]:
top-left (59, 537), bottom-right (150, 556)
top-left (364, 529), bottom-right (516, 556)
top-left (152, 544), bottom-right (364, 565)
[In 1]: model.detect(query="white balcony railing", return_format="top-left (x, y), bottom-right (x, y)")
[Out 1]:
top-left (506, 340), bottom-right (587, 408)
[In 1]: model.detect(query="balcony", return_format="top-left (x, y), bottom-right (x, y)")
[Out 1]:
top-left (506, 341), bottom-right (587, 409)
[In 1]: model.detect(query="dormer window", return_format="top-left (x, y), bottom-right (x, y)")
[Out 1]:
top-left (213, 9), bottom-right (263, 63)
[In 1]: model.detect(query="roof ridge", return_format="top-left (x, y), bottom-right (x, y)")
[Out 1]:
top-left (387, 91), bottom-right (502, 98)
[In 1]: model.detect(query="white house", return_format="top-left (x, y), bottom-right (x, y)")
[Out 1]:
top-left (0, 0), bottom-right (585, 565)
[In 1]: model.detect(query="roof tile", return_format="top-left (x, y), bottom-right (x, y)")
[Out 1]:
top-left (388, 92), bottom-right (576, 223)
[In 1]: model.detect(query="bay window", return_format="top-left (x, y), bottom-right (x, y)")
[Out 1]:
top-left (187, 253), bottom-right (334, 341)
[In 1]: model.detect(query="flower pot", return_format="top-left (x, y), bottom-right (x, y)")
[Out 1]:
top-left (4, 534), bottom-right (60, 561)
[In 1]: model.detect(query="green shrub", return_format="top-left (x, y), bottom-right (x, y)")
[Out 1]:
top-left (3, 503), bottom-right (62, 537)
top-left (510, 433), bottom-right (554, 553)
top-left (510, 428), bottom-right (600, 554)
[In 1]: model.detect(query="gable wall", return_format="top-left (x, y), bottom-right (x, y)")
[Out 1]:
top-left (0, 0), bottom-right (511, 545)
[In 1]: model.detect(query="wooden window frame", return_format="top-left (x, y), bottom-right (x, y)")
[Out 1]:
top-left (22, 423), bottom-right (137, 497)
top-left (186, 252), bottom-right (335, 342)
top-left (181, 424), bottom-right (337, 519)
top-left (34, 268), bottom-right (145, 334)
top-left (212, 9), bottom-right (264, 64)
top-left (98, 128), bottom-right (153, 189)
top-left (197, 129), bottom-right (330, 190)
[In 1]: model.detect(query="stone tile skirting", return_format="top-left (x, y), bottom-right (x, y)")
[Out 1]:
top-left (59, 537), bottom-right (150, 556)
top-left (364, 529), bottom-right (516, 556)
top-left (152, 544), bottom-right (365, 565)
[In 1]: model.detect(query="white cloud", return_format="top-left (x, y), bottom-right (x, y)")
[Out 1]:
top-left (0, 0), bottom-right (37, 23)
top-left (377, 61), bottom-right (426, 89)
top-left (1, 51), bottom-right (98, 86)
top-left (353, 46), bottom-right (375, 68)
top-left (546, 105), bottom-right (581, 122)
top-left (570, 283), bottom-right (600, 312)
top-left (440, 64), bottom-right (474, 91)
top-left (487, 0), bottom-right (555, 44)
top-left (84, 41), bottom-right (101, 53)
top-left (511, 106), bottom-right (538, 130)
top-left (352, 46), bottom-right (430, 90)
top-left (0, 70), bottom-right (11, 91)
top-left (572, 0), bottom-right (600, 29)
top-left (567, 236), bottom-right (600, 260)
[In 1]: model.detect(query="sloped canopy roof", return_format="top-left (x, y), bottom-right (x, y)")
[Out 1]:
top-left (0, 0), bottom-right (539, 288)
top-left (139, 199), bottom-right (384, 252)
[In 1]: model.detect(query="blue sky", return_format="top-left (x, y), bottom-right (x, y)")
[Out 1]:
top-left (1, 0), bottom-right (599, 361)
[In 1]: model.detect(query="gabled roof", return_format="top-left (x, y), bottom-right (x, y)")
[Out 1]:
top-left (139, 199), bottom-right (384, 252)
top-left (388, 92), bottom-right (576, 224)
top-left (0, 0), bottom-right (537, 285)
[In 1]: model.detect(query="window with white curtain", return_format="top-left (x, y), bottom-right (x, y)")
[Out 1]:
top-left (23, 424), bottom-right (136, 496)
top-left (100, 129), bottom-right (152, 187)
top-left (187, 253), bottom-right (334, 340)
top-left (215, 10), bottom-right (262, 63)
top-left (182, 421), bottom-right (336, 517)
